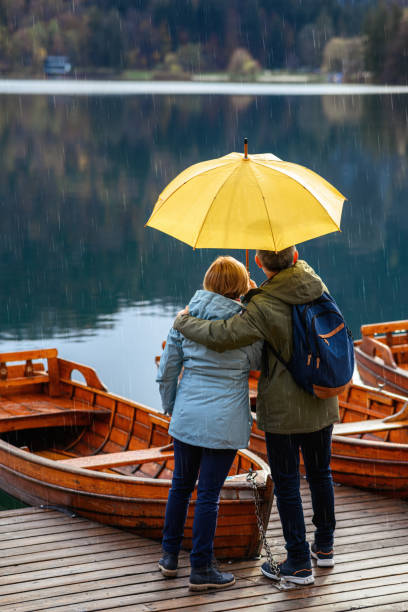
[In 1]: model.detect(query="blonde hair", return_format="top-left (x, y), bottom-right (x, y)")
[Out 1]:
top-left (203, 256), bottom-right (249, 299)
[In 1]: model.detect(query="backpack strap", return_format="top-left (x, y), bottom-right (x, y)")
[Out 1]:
top-left (265, 334), bottom-right (290, 370)
top-left (261, 293), bottom-right (329, 375)
top-left (242, 287), bottom-right (293, 374)
top-left (241, 287), bottom-right (264, 304)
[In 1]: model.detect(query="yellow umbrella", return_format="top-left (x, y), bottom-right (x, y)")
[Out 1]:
top-left (146, 140), bottom-right (346, 257)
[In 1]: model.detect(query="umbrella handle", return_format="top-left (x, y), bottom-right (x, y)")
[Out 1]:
top-left (245, 249), bottom-right (249, 271)
top-left (244, 138), bottom-right (248, 159)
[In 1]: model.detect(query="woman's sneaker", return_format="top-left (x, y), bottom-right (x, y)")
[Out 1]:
top-left (311, 543), bottom-right (335, 567)
top-left (261, 559), bottom-right (315, 585)
top-left (158, 551), bottom-right (178, 577)
top-left (189, 559), bottom-right (235, 591)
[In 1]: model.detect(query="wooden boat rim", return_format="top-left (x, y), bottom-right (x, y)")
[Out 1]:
top-left (355, 344), bottom-right (406, 373)
top-left (354, 363), bottom-right (408, 398)
top-left (332, 434), bottom-right (408, 450)
top-left (344, 379), bottom-right (408, 403)
top-left (0, 437), bottom-right (270, 488)
top-left (332, 381), bottom-right (408, 449)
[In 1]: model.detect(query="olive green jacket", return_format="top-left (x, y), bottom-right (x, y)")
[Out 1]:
top-left (173, 260), bottom-right (339, 434)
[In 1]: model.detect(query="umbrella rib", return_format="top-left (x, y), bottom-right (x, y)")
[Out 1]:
top-left (192, 164), bottom-right (242, 249)
top-left (149, 160), bottom-right (237, 219)
top-left (253, 160), bottom-right (344, 230)
top-left (248, 163), bottom-right (278, 252)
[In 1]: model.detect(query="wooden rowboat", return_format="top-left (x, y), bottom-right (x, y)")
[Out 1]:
top-left (355, 320), bottom-right (408, 396)
top-left (0, 349), bottom-right (273, 560)
top-left (249, 381), bottom-right (408, 498)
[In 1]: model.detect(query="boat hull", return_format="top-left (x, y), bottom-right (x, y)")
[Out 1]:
top-left (0, 443), bottom-right (267, 558)
top-left (355, 343), bottom-right (408, 396)
top-left (0, 350), bottom-right (273, 560)
top-left (248, 383), bottom-right (408, 498)
top-left (355, 321), bottom-right (408, 396)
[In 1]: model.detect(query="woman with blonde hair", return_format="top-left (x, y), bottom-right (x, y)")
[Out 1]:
top-left (157, 256), bottom-right (261, 591)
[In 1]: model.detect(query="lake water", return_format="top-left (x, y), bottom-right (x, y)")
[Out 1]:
top-left (1, 82), bottom-right (407, 505)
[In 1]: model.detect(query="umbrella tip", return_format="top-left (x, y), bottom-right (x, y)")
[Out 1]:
top-left (244, 137), bottom-right (248, 159)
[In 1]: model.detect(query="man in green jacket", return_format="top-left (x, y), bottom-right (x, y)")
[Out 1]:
top-left (173, 246), bottom-right (339, 585)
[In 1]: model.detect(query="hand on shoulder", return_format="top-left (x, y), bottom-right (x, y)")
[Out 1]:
top-left (177, 305), bottom-right (189, 316)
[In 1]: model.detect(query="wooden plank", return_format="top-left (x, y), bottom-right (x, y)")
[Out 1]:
top-left (0, 394), bottom-right (110, 415)
top-left (0, 515), bottom-right (89, 533)
top-left (0, 542), bottom-right (162, 576)
top-left (364, 603), bottom-right (408, 612)
top-left (390, 343), bottom-right (408, 354)
top-left (0, 394), bottom-right (110, 432)
top-left (333, 418), bottom-right (408, 435)
top-left (337, 401), bottom-right (389, 419)
top-left (59, 444), bottom-right (174, 470)
top-left (0, 552), bottom-right (178, 587)
top-left (0, 374), bottom-right (49, 388)
top-left (0, 349), bottom-right (57, 362)
top-left (0, 561), bottom-right (406, 611)
top-left (47, 356), bottom-right (60, 397)
top-left (2, 525), bottom-right (125, 552)
top-left (0, 519), bottom-right (108, 542)
top-left (7, 539), bottom-right (405, 582)
top-left (267, 519), bottom-right (408, 541)
top-left (0, 410), bottom-right (97, 432)
top-left (153, 590), bottom-right (408, 612)
top-left (289, 497), bottom-right (408, 518)
top-left (305, 496), bottom-right (408, 514)
top-left (361, 320), bottom-right (408, 336)
top-left (6, 547), bottom-right (408, 590)
top-left (0, 507), bottom-right (51, 520)
top-left (0, 532), bottom-right (143, 566)
top-left (1, 480), bottom-right (407, 612)
top-left (4, 564), bottom-right (408, 612)
top-left (8, 393), bottom-right (93, 410)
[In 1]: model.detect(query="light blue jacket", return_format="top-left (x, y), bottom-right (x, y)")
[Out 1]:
top-left (156, 290), bottom-right (262, 449)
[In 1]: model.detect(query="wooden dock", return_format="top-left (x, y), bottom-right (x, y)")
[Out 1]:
top-left (1, 481), bottom-right (408, 611)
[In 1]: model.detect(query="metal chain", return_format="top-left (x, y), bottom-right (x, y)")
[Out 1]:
top-left (246, 468), bottom-right (280, 575)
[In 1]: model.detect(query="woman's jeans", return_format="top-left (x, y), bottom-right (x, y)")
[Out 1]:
top-left (162, 437), bottom-right (237, 568)
top-left (265, 424), bottom-right (336, 563)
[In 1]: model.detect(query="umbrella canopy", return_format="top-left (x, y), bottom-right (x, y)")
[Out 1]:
top-left (146, 150), bottom-right (346, 252)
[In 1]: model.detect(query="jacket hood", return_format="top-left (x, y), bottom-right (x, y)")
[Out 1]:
top-left (188, 289), bottom-right (243, 320)
top-left (258, 260), bottom-right (326, 305)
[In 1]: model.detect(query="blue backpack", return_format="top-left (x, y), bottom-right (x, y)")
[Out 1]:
top-left (270, 292), bottom-right (354, 399)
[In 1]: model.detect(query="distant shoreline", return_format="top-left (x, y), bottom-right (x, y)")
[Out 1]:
top-left (1, 79), bottom-right (408, 96)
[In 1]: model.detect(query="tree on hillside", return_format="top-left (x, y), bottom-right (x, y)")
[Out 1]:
top-left (228, 48), bottom-right (260, 79)
top-left (297, 11), bottom-right (334, 69)
top-left (382, 16), bottom-right (408, 83)
top-left (364, 1), bottom-right (402, 82)
top-left (321, 36), bottom-right (365, 81)
top-left (84, 8), bottom-right (124, 68)
top-left (0, 0), bottom-right (388, 77)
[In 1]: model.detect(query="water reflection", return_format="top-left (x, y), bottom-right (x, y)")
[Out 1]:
top-left (1, 91), bottom-right (407, 407)
top-left (0, 302), bottom-right (176, 410)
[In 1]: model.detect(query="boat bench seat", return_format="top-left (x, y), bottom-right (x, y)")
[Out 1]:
top-left (59, 444), bottom-right (174, 470)
top-left (0, 404), bottom-right (110, 433)
top-left (334, 418), bottom-right (408, 436)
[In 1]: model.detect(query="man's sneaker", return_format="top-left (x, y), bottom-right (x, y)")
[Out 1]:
top-left (158, 551), bottom-right (178, 577)
top-left (189, 559), bottom-right (235, 591)
top-left (261, 559), bottom-right (315, 585)
top-left (311, 543), bottom-right (335, 567)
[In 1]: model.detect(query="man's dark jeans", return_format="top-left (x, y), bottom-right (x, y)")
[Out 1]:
top-left (162, 437), bottom-right (236, 568)
top-left (265, 424), bottom-right (336, 563)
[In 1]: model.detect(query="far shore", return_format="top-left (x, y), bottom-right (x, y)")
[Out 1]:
top-left (0, 69), bottom-right (326, 83)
